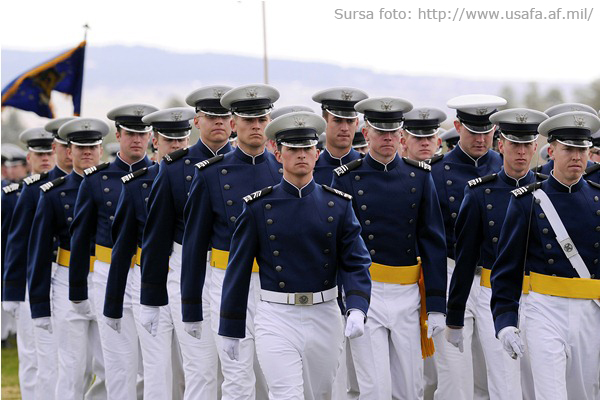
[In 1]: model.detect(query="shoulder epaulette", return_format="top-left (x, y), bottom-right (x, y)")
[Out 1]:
top-left (243, 186), bottom-right (273, 204)
top-left (531, 165), bottom-right (543, 173)
top-left (426, 154), bottom-right (444, 165)
top-left (2, 182), bottom-right (21, 194)
top-left (40, 176), bottom-right (66, 193)
top-left (584, 162), bottom-right (600, 176)
top-left (164, 147), bottom-right (189, 164)
top-left (511, 182), bottom-right (542, 198)
top-left (84, 162), bottom-right (110, 176)
top-left (24, 172), bottom-right (49, 186)
top-left (333, 159), bottom-right (362, 177)
top-left (535, 172), bottom-right (549, 181)
top-left (121, 167), bottom-right (148, 184)
top-left (322, 185), bottom-right (352, 200)
top-left (467, 173), bottom-right (497, 188)
top-left (586, 180), bottom-right (600, 190)
top-left (403, 157), bottom-right (432, 172)
top-left (195, 154), bottom-right (224, 170)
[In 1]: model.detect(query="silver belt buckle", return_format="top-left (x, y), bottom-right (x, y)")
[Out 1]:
top-left (559, 238), bottom-right (578, 259)
top-left (294, 292), bottom-right (313, 305)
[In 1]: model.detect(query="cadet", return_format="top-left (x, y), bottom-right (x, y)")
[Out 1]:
top-left (218, 111), bottom-right (371, 399)
top-left (584, 130), bottom-right (600, 183)
top-left (490, 111), bottom-right (600, 399)
top-left (69, 105), bottom-right (156, 399)
top-left (590, 134), bottom-right (600, 162)
top-left (401, 107), bottom-right (446, 162)
top-left (180, 84), bottom-right (280, 399)
top-left (439, 127), bottom-right (459, 152)
top-left (140, 86), bottom-right (234, 399)
top-left (446, 109), bottom-right (549, 400)
top-left (1, 127), bottom-right (60, 399)
top-left (28, 118), bottom-right (108, 399)
top-left (268, 106), bottom-right (314, 154)
top-left (103, 107), bottom-right (192, 399)
top-left (429, 94), bottom-right (505, 400)
top-left (1, 144), bottom-right (29, 183)
top-left (353, 122), bottom-right (368, 155)
top-left (330, 97), bottom-right (446, 399)
top-left (312, 87), bottom-right (368, 184)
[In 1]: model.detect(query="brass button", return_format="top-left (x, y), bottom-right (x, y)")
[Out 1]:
top-left (185, 159), bottom-right (191, 165)
top-left (104, 188), bottom-right (110, 193)
top-left (142, 183), bottom-right (148, 189)
top-left (596, 226), bottom-right (600, 232)
top-left (594, 243), bottom-right (599, 248)
top-left (145, 197), bottom-right (148, 202)
top-left (267, 219), bottom-right (273, 225)
top-left (227, 200), bottom-right (233, 206)
top-left (595, 196), bottom-right (599, 202)
top-left (542, 228), bottom-right (549, 234)
top-left (358, 190), bottom-right (364, 195)
top-left (230, 216), bottom-right (236, 222)
top-left (411, 188), bottom-right (416, 193)
top-left (64, 204), bottom-right (70, 210)
top-left (370, 249), bottom-right (376, 256)
top-left (535, 198), bottom-right (541, 204)
top-left (106, 201), bottom-right (112, 207)
top-left (410, 172), bottom-right (415, 177)
top-left (275, 265), bottom-right (282, 272)
top-left (546, 244), bottom-right (552, 249)
top-left (102, 175), bottom-right (108, 180)
top-left (355, 175), bottom-right (361, 181)
top-left (409, 219), bottom-right (414, 224)
top-left (328, 201), bottom-right (334, 207)
top-left (407, 234), bottom-right (412, 239)
top-left (221, 169), bottom-right (228, 175)
top-left (444, 165), bottom-right (450, 171)
top-left (326, 232), bottom-right (333, 238)
top-left (446, 180), bottom-right (453, 186)
top-left (539, 213), bottom-right (545, 219)
top-left (273, 250), bottom-right (280, 256)
top-left (224, 184), bottom-right (230, 190)
top-left (279, 282), bottom-right (285, 288)
top-left (596, 210), bottom-right (600, 216)
top-left (485, 189), bottom-right (491, 194)
top-left (60, 192), bottom-right (66, 197)
top-left (451, 213), bottom-right (457, 219)
top-left (327, 216), bottom-right (334, 222)
top-left (492, 237), bottom-right (498, 243)
top-left (109, 215), bottom-right (114, 221)
top-left (265, 204), bottom-right (272, 210)
top-left (487, 204), bottom-right (493, 210)
top-left (548, 259), bottom-right (554, 264)
top-left (365, 220), bottom-right (371, 225)
top-left (323, 249), bottom-right (330, 254)
top-left (67, 217), bottom-right (73, 222)
top-left (361, 205), bottom-right (367, 211)
top-left (489, 221), bottom-right (495, 227)
top-left (269, 235), bottom-right (276, 241)
top-left (186, 176), bottom-right (192, 181)
top-left (368, 234), bottom-right (374, 240)
top-left (449, 196), bottom-right (455, 202)
top-left (278, 168), bottom-right (283, 174)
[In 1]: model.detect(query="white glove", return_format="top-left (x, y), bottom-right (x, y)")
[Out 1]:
top-left (33, 317), bottom-right (53, 334)
top-left (184, 321), bottom-right (202, 339)
top-left (2, 301), bottom-right (20, 318)
top-left (427, 312), bottom-right (446, 338)
top-left (71, 300), bottom-right (93, 317)
top-left (498, 326), bottom-right (524, 360)
top-left (345, 309), bottom-right (365, 339)
top-left (105, 317), bottom-right (122, 333)
top-left (222, 336), bottom-right (240, 361)
top-left (140, 305), bottom-right (160, 336)
top-left (445, 327), bottom-right (464, 352)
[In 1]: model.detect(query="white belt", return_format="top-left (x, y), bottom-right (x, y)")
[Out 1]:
top-left (260, 286), bottom-right (337, 306)
top-left (172, 241), bottom-right (183, 255)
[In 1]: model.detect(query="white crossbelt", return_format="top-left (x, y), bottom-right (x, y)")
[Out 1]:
top-left (532, 188), bottom-right (600, 307)
top-left (260, 286), bottom-right (338, 306)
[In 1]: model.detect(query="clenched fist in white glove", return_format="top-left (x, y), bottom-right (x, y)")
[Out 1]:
top-left (498, 326), bottom-right (524, 360)
top-left (140, 305), bottom-right (160, 336)
top-left (184, 321), bottom-right (202, 339)
top-left (2, 301), bottom-right (20, 318)
top-left (105, 317), bottom-right (122, 333)
top-left (445, 326), bottom-right (464, 352)
top-left (345, 310), bottom-right (366, 339)
top-left (427, 312), bottom-right (446, 338)
top-left (33, 317), bottom-right (53, 333)
top-left (222, 336), bottom-right (240, 361)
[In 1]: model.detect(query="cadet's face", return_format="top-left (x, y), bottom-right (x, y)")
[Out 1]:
top-left (455, 121), bottom-right (494, 158)
top-left (498, 139), bottom-right (537, 176)
top-left (232, 116), bottom-right (269, 149)
top-left (116, 130), bottom-right (150, 161)
top-left (27, 151), bottom-right (55, 174)
top-left (325, 114), bottom-right (359, 151)
top-left (195, 113), bottom-right (232, 145)
top-left (68, 144), bottom-right (103, 171)
top-left (401, 132), bottom-right (440, 161)
top-left (275, 146), bottom-right (320, 177)
top-left (53, 142), bottom-right (72, 169)
top-left (589, 148), bottom-right (600, 163)
top-left (7, 164), bottom-right (28, 181)
top-left (153, 134), bottom-right (189, 161)
top-left (364, 126), bottom-right (401, 160)
top-left (551, 142), bottom-right (588, 183)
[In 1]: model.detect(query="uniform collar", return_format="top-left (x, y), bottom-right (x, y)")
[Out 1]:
top-left (115, 153), bottom-right (152, 173)
top-left (234, 146), bottom-right (267, 165)
top-left (548, 172), bottom-right (584, 193)
top-left (198, 139), bottom-right (232, 158)
top-left (498, 169), bottom-right (534, 187)
top-left (71, 170), bottom-right (84, 183)
top-left (281, 177), bottom-right (316, 198)
top-left (365, 153), bottom-right (399, 172)
top-left (321, 147), bottom-right (358, 166)
top-left (54, 165), bottom-right (69, 177)
top-left (453, 143), bottom-right (491, 167)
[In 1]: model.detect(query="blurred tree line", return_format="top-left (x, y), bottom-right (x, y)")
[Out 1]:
top-left (500, 79), bottom-right (600, 111)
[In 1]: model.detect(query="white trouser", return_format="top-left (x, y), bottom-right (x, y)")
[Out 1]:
top-left (351, 280), bottom-right (422, 400)
top-left (255, 299), bottom-right (344, 400)
top-left (16, 296), bottom-right (37, 400)
top-left (32, 292), bottom-right (58, 400)
top-left (475, 286), bottom-right (522, 399)
top-left (423, 353), bottom-right (438, 400)
top-left (331, 335), bottom-right (360, 400)
top-left (93, 260), bottom-right (138, 399)
top-left (525, 291), bottom-right (600, 400)
top-left (433, 258), bottom-right (487, 400)
top-left (210, 266), bottom-right (267, 400)
top-left (131, 264), bottom-right (175, 399)
top-left (52, 266), bottom-right (106, 400)
top-left (168, 243), bottom-right (219, 400)
top-left (518, 294), bottom-right (536, 400)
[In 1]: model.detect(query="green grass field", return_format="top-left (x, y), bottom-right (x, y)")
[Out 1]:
top-left (1, 337), bottom-right (21, 400)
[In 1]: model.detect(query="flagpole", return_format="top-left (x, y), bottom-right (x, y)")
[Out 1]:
top-left (83, 23), bottom-right (90, 41)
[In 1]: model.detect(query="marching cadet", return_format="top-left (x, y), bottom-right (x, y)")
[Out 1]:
top-left (491, 111), bottom-right (600, 399)
top-left (401, 107), bottom-right (446, 162)
top-left (430, 94), bottom-right (505, 400)
top-left (268, 106), bottom-right (314, 154)
top-left (103, 107), bottom-right (192, 399)
top-left (539, 143), bottom-right (551, 164)
top-left (445, 109), bottom-right (549, 400)
top-left (590, 134), bottom-right (600, 163)
top-left (584, 131), bottom-right (600, 183)
top-left (69, 105), bottom-right (156, 399)
top-left (1, 128), bottom-right (58, 399)
top-left (312, 87), bottom-right (368, 184)
top-left (218, 111), bottom-right (371, 399)
top-left (140, 86), bottom-right (234, 399)
top-left (1, 144), bottom-right (29, 183)
top-left (331, 97), bottom-right (447, 399)
top-left (28, 118), bottom-right (108, 399)
top-left (181, 84), bottom-right (281, 399)
top-left (352, 122), bottom-right (368, 155)
top-left (439, 127), bottom-right (459, 152)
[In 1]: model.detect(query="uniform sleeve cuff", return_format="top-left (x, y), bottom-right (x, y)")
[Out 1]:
top-left (182, 302), bottom-right (204, 323)
top-left (30, 301), bottom-right (51, 319)
top-left (494, 311), bottom-right (518, 336)
top-left (218, 318), bottom-right (246, 339)
top-left (425, 295), bottom-right (447, 315)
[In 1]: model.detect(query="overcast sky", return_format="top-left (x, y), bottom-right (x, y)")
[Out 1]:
top-left (1, 0), bottom-right (599, 83)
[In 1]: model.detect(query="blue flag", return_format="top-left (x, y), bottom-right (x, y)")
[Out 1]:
top-left (2, 41), bottom-right (86, 118)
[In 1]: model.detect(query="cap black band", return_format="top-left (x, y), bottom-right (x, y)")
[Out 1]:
top-left (230, 98), bottom-right (272, 112)
top-left (548, 127), bottom-right (592, 140)
top-left (275, 128), bottom-right (319, 143)
top-left (404, 119), bottom-right (440, 129)
top-left (151, 121), bottom-right (191, 131)
top-left (67, 131), bottom-right (103, 143)
top-left (498, 122), bottom-right (539, 133)
top-left (27, 138), bottom-right (54, 148)
top-left (457, 110), bottom-right (496, 126)
top-left (364, 110), bottom-right (405, 121)
top-left (195, 99), bottom-right (230, 114)
top-left (321, 100), bottom-right (358, 111)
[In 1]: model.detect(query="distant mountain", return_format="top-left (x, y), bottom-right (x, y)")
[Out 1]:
top-left (1, 45), bottom-right (585, 122)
